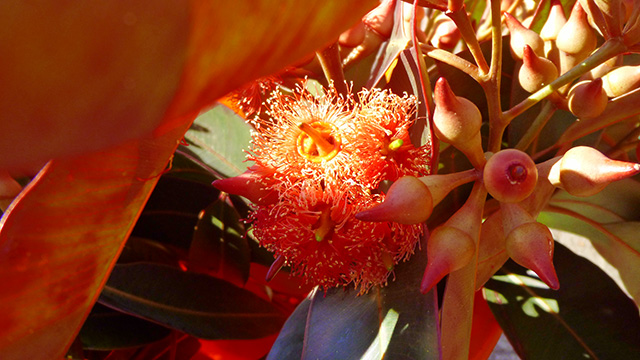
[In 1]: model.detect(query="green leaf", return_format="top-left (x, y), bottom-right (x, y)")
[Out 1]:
top-left (132, 176), bottom-right (219, 249)
top-left (79, 304), bottom-right (171, 350)
top-left (538, 179), bottom-right (640, 304)
top-left (267, 237), bottom-right (440, 360)
top-left (166, 150), bottom-right (219, 185)
top-left (188, 198), bottom-right (251, 285)
top-left (485, 243), bottom-right (640, 359)
top-left (100, 263), bottom-right (286, 339)
top-left (118, 236), bottom-right (181, 266)
top-left (182, 103), bottom-right (253, 178)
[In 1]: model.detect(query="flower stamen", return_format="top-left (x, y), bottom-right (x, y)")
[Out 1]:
top-left (297, 122), bottom-right (341, 162)
top-left (314, 207), bottom-right (335, 242)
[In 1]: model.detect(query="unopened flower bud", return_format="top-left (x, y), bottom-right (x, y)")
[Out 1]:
top-left (504, 12), bottom-right (545, 60)
top-left (0, 171), bottom-right (22, 212)
top-left (568, 79), bottom-right (608, 118)
top-left (212, 165), bottom-right (279, 205)
top-left (265, 254), bottom-right (286, 282)
top-left (501, 202), bottom-right (559, 289)
top-left (420, 226), bottom-right (476, 293)
top-left (556, 2), bottom-right (597, 57)
top-left (583, 55), bottom-right (618, 80)
top-left (418, 169), bottom-right (480, 206)
top-left (420, 181), bottom-right (485, 293)
top-left (519, 45), bottom-right (559, 93)
top-left (430, 17), bottom-right (461, 50)
top-left (601, 65), bottom-right (640, 97)
top-left (540, 0), bottom-right (567, 41)
top-left (342, 0), bottom-right (395, 66)
top-left (362, 0), bottom-right (395, 39)
top-left (433, 77), bottom-right (485, 168)
top-left (548, 146), bottom-right (640, 196)
top-left (483, 149), bottom-right (538, 203)
top-left (339, 22), bottom-right (366, 48)
top-left (356, 176), bottom-right (433, 224)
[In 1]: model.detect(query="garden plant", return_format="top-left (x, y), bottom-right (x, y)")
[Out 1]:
top-left (1, 0), bottom-right (640, 359)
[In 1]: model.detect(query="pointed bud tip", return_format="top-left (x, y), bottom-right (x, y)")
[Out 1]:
top-left (530, 261), bottom-right (560, 290)
top-left (356, 176), bottom-right (433, 225)
top-left (266, 255), bottom-right (286, 282)
top-left (420, 264), bottom-right (447, 294)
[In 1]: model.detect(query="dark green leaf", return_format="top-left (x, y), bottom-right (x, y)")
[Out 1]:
top-left (79, 304), bottom-right (171, 350)
top-left (267, 237), bottom-right (441, 360)
top-left (181, 103), bottom-right (253, 178)
top-left (189, 198), bottom-right (251, 285)
top-left (485, 243), bottom-right (640, 359)
top-left (166, 150), bottom-right (219, 185)
top-left (100, 263), bottom-right (286, 339)
top-left (132, 176), bottom-right (219, 248)
top-left (118, 236), bottom-right (181, 266)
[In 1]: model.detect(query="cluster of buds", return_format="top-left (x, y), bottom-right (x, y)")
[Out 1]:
top-left (214, 82), bottom-right (431, 292)
top-left (506, 1), bottom-right (640, 120)
top-left (359, 76), bottom-right (640, 294)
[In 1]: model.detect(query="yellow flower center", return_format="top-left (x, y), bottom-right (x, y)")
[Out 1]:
top-left (296, 122), bottom-right (341, 162)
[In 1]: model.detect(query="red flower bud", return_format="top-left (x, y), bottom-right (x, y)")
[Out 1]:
top-left (362, 0), bottom-right (395, 39)
top-left (483, 149), bottom-right (538, 203)
top-left (212, 165), bottom-right (279, 205)
top-left (420, 226), bottom-right (476, 293)
top-left (504, 12), bottom-right (545, 60)
top-left (568, 79), bottom-right (608, 118)
top-left (556, 2), bottom-right (597, 57)
top-left (540, 0), bottom-right (567, 41)
top-left (519, 44), bottom-right (559, 93)
top-left (356, 176), bottom-right (433, 224)
top-left (339, 22), bottom-right (366, 48)
top-left (420, 181), bottom-right (485, 293)
top-left (500, 203), bottom-right (559, 289)
top-left (430, 17), bottom-right (461, 50)
top-left (419, 169), bottom-right (480, 206)
top-left (601, 65), bottom-right (640, 97)
top-left (433, 77), bottom-right (485, 168)
top-left (548, 146), bottom-right (640, 196)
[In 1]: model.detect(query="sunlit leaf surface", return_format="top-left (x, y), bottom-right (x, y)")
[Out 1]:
top-left (181, 103), bottom-right (253, 178)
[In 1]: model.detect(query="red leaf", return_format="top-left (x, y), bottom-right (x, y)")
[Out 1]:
top-left (0, 0), bottom-right (378, 170)
top-left (0, 118), bottom-right (192, 360)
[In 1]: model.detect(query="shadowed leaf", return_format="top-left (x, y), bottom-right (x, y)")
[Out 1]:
top-left (100, 263), bottom-right (285, 339)
top-left (485, 243), bottom-right (640, 359)
top-left (79, 304), bottom-right (172, 351)
top-left (188, 197), bottom-right (251, 286)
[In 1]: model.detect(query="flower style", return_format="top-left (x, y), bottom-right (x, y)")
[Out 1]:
top-left (216, 81), bottom-right (431, 291)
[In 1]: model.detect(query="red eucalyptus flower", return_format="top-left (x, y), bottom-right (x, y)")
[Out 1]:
top-left (215, 82), bottom-right (430, 291)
